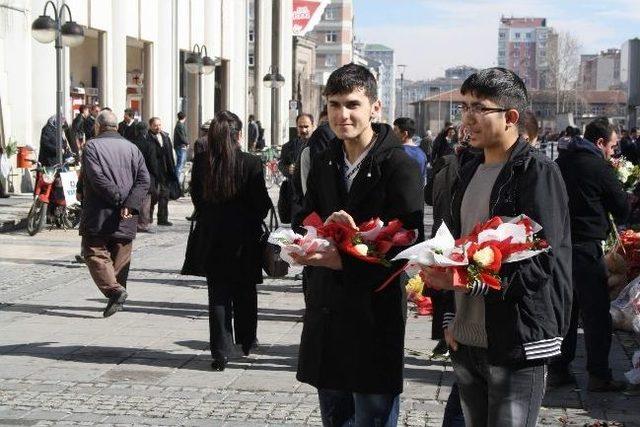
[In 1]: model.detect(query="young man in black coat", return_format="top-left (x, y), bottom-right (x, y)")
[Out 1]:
top-left (291, 64), bottom-right (424, 426)
top-left (552, 117), bottom-right (630, 391)
top-left (422, 68), bottom-right (572, 427)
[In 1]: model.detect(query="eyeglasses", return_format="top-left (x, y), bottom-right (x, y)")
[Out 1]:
top-left (459, 104), bottom-right (510, 116)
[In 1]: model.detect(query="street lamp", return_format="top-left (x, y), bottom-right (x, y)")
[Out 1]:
top-left (31, 1), bottom-right (85, 166)
top-left (184, 44), bottom-right (219, 127)
top-left (263, 65), bottom-right (285, 147)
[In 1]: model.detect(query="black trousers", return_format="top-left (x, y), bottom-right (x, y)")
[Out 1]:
top-left (206, 276), bottom-right (258, 360)
top-left (150, 183), bottom-right (169, 224)
top-left (551, 240), bottom-right (612, 380)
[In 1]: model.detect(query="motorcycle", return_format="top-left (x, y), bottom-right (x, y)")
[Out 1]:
top-left (27, 156), bottom-right (81, 236)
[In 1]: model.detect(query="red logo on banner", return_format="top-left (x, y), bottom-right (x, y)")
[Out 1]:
top-left (293, 0), bottom-right (329, 36)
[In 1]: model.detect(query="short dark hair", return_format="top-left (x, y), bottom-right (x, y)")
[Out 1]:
top-left (631, 127), bottom-right (638, 134)
top-left (393, 117), bottom-right (416, 138)
top-left (177, 111), bottom-right (186, 120)
top-left (249, 114), bottom-right (255, 121)
top-left (584, 117), bottom-right (615, 144)
top-left (100, 107), bottom-right (112, 112)
top-left (296, 113), bottom-right (314, 125)
top-left (124, 108), bottom-right (134, 118)
top-left (78, 105), bottom-right (88, 113)
top-left (460, 67), bottom-right (529, 117)
top-left (149, 117), bottom-right (161, 126)
top-left (324, 63), bottom-right (378, 103)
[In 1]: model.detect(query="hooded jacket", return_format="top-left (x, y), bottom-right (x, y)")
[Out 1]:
top-left (555, 137), bottom-right (629, 242)
top-left (294, 123), bottom-right (424, 394)
top-left (446, 137), bottom-right (572, 366)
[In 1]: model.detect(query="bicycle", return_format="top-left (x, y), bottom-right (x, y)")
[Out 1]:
top-left (258, 146), bottom-right (283, 189)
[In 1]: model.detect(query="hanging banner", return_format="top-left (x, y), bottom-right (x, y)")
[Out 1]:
top-left (293, 0), bottom-right (330, 37)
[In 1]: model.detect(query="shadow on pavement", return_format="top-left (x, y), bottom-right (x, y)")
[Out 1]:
top-left (0, 257), bottom-right (84, 268)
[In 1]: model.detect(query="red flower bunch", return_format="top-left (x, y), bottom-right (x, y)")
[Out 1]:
top-left (453, 216), bottom-right (549, 292)
top-left (303, 212), bottom-right (417, 266)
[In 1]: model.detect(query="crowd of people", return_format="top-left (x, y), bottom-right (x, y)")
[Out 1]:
top-left (64, 62), bottom-right (636, 427)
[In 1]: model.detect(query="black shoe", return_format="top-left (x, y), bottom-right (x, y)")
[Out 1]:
top-left (0, 193), bottom-right (9, 198)
top-left (588, 376), bottom-right (626, 392)
top-left (211, 357), bottom-right (228, 371)
top-left (547, 368), bottom-right (574, 388)
top-left (103, 289), bottom-right (128, 318)
top-left (185, 216), bottom-right (193, 221)
top-left (74, 254), bottom-right (85, 264)
top-left (242, 339), bottom-right (260, 356)
top-left (157, 221), bottom-right (173, 226)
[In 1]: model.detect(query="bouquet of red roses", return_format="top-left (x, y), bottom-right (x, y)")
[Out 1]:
top-left (393, 215), bottom-right (549, 292)
top-left (303, 212), bottom-right (418, 267)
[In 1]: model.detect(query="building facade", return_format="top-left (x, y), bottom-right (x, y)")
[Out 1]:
top-left (498, 16), bottom-right (554, 90)
top-left (360, 44), bottom-right (394, 123)
top-left (579, 49), bottom-right (621, 91)
top-left (307, 0), bottom-right (353, 85)
top-left (0, 0), bottom-right (293, 193)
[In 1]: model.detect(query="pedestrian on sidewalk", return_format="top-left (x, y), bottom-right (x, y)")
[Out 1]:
top-left (173, 111), bottom-right (189, 180)
top-left (421, 68), bottom-right (572, 427)
top-left (553, 117), bottom-right (630, 391)
top-left (393, 117), bottom-right (427, 185)
top-left (117, 108), bottom-right (137, 142)
top-left (145, 117), bottom-right (177, 226)
top-left (291, 63), bottom-right (424, 426)
top-left (189, 110), bottom-right (271, 371)
top-left (79, 110), bottom-right (150, 318)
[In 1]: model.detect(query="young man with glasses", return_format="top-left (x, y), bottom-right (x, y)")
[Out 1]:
top-left (421, 68), bottom-right (572, 426)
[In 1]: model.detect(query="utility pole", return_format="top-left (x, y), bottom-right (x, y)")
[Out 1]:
top-left (398, 64), bottom-right (406, 117)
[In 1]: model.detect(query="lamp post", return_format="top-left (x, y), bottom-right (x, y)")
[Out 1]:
top-left (263, 66), bottom-right (285, 147)
top-left (184, 44), bottom-right (218, 128)
top-left (31, 1), bottom-right (84, 166)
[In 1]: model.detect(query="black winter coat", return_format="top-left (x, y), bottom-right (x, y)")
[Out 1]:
top-left (294, 123), bottom-right (424, 394)
top-left (190, 151), bottom-right (271, 284)
top-left (136, 132), bottom-right (176, 189)
top-left (447, 138), bottom-right (572, 366)
top-left (79, 131), bottom-right (150, 240)
top-left (555, 138), bottom-right (629, 242)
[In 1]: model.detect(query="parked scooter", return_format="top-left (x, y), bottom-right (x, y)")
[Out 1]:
top-left (26, 156), bottom-right (81, 236)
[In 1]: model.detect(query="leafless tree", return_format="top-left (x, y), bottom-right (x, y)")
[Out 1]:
top-left (546, 31), bottom-right (582, 114)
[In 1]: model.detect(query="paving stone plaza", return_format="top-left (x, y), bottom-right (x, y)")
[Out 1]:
top-left (0, 199), bottom-right (639, 426)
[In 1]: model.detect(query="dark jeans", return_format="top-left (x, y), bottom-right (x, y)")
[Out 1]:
top-left (205, 276), bottom-right (258, 360)
top-left (451, 345), bottom-right (546, 427)
top-left (443, 382), bottom-right (465, 427)
top-left (317, 389), bottom-right (399, 427)
top-left (550, 241), bottom-right (612, 380)
top-left (150, 183), bottom-right (169, 224)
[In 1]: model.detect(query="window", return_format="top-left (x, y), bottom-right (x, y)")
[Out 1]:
top-left (515, 32), bottom-right (521, 39)
top-left (324, 7), bottom-right (337, 20)
top-left (325, 31), bottom-right (338, 43)
top-left (325, 54), bottom-right (337, 67)
top-left (248, 53), bottom-right (255, 66)
top-left (248, 29), bottom-right (254, 43)
top-left (526, 32), bottom-right (532, 39)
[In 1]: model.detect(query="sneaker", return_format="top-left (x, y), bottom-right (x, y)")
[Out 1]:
top-left (103, 289), bottom-right (128, 318)
top-left (588, 376), bottom-right (626, 392)
top-left (547, 367), bottom-right (575, 388)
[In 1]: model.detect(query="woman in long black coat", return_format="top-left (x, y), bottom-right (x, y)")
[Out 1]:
top-left (190, 110), bottom-right (271, 371)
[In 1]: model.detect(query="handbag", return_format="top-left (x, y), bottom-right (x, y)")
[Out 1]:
top-left (261, 204), bottom-right (289, 278)
top-left (277, 179), bottom-right (292, 223)
top-left (181, 213), bottom-right (207, 277)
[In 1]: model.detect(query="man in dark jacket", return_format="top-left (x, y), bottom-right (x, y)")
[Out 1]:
top-left (117, 108), bottom-right (137, 142)
top-left (553, 117), bottom-right (630, 391)
top-left (70, 105), bottom-right (89, 153)
top-left (143, 117), bottom-right (176, 226)
top-left (173, 111), bottom-right (188, 179)
top-left (422, 68), bottom-right (572, 427)
top-left (247, 114), bottom-right (259, 151)
top-left (291, 64), bottom-right (424, 426)
top-left (278, 113), bottom-right (314, 223)
top-left (84, 104), bottom-right (100, 141)
top-left (619, 127), bottom-right (638, 164)
top-left (80, 110), bottom-right (150, 317)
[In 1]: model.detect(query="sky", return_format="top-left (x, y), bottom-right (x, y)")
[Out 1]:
top-left (352, 0), bottom-right (640, 80)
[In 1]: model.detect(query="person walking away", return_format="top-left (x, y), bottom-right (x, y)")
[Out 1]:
top-left (422, 68), bottom-right (572, 427)
top-left (393, 117), bottom-right (427, 185)
top-left (292, 64), bottom-right (424, 426)
top-left (79, 110), bottom-right (150, 317)
top-left (247, 115), bottom-right (259, 152)
top-left (189, 110), bottom-right (271, 371)
top-left (146, 117), bottom-right (177, 226)
top-left (552, 117), bottom-right (630, 391)
top-left (174, 111), bottom-right (189, 179)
